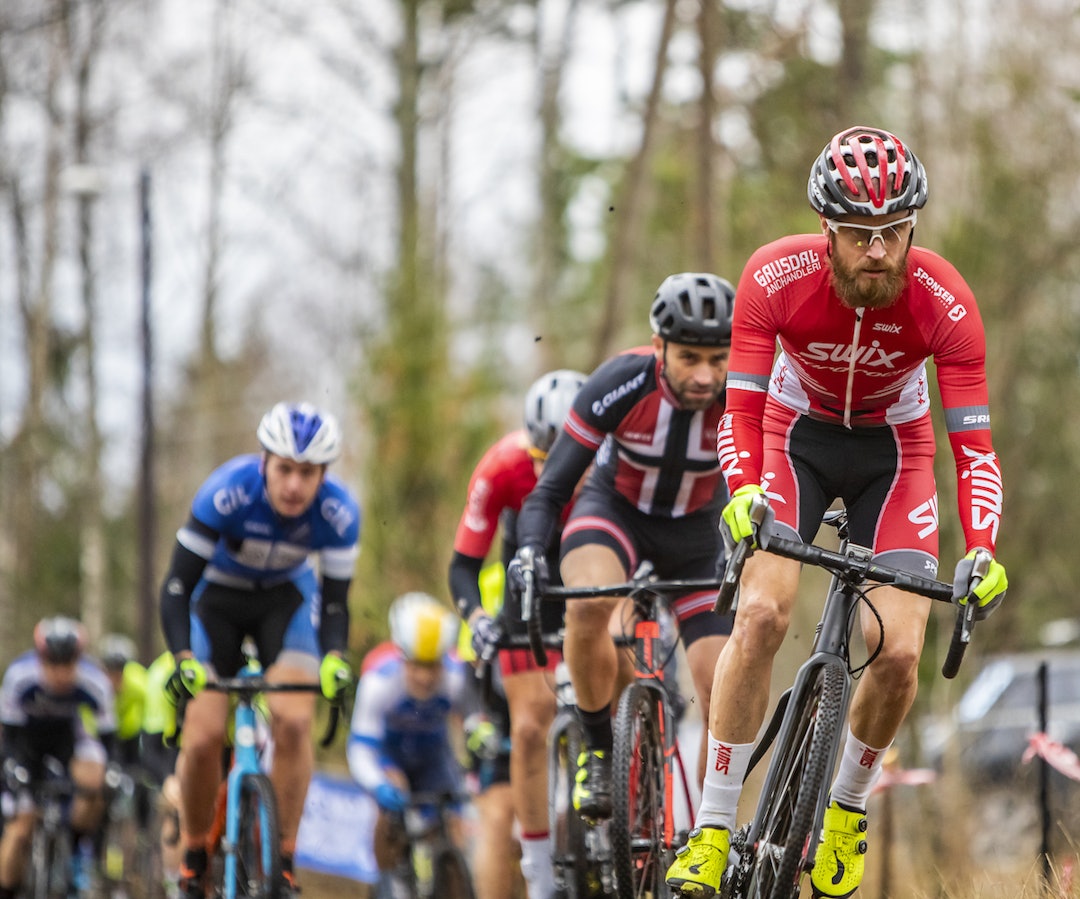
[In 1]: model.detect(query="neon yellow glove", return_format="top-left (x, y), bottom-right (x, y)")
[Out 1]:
top-left (721, 485), bottom-right (768, 547)
top-left (319, 653), bottom-right (354, 701)
top-left (954, 549), bottom-right (1008, 620)
top-left (164, 658), bottom-right (208, 706)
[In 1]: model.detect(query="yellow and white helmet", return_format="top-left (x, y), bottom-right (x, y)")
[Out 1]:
top-left (388, 592), bottom-right (460, 664)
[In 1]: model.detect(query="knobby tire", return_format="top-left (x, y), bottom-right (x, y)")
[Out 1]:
top-left (744, 660), bottom-right (846, 899)
top-left (612, 683), bottom-right (670, 899)
top-left (235, 773), bottom-right (282, 899)
top-left (434, 848), bottom-right (477, 899)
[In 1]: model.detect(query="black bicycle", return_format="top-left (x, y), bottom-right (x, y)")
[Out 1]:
top-left (4, 755), bottom-right (81, 899)
top-left (375, 790), bottom-right (477, 899)
top-left (708, 498), bottom-right (988, 899)
top-left (526, 564), bottom-right (724, 899)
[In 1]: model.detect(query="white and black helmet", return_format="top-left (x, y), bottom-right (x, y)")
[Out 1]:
top-left (808, 126), bottom-right (928, 218)
top-left (257, 402), bottom-right (342, 465)
top-left (523, 369), bottom-right (587, 455)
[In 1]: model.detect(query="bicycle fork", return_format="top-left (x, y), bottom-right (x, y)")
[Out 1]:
top-left (222, 702), bottom-right (267, 898)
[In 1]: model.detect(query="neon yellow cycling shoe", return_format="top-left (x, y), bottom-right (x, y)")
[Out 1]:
top-left (665, 826), bottom-right (730, 897)
top-left (572, 749), bottom-right (612, 820)
top-left (810, 801), bottom-right (868, 898)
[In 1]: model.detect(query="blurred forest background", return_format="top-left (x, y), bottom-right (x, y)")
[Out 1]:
top-left (0, 0), bottom-right (1076, 726)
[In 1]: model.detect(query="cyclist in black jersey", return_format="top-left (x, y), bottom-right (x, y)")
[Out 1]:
top-left (512, 272), bottom-right (737, 823)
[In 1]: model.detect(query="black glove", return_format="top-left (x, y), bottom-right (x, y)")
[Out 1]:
top-left (470, 614), bottom-right (502, 662)
top-left (507, 546), bottom-right (550, 599)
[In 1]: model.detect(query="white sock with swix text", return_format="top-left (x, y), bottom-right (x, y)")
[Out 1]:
top-left (695, 735), bottom-right (755, 832)
top-left (520, 832), bottom-right (556, 899)
top-left (829, 725), bottom-right (888, 811)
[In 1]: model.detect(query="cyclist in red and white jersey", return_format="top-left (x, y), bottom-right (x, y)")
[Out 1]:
top-left (668, 127), bottom-right (1009, 899)
top-left (449, 369), bottom-right (586, 899)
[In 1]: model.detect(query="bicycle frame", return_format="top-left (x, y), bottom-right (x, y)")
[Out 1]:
top-left (221, 685), bottom-right (270, 899)
top-left (713, 501), bottom-right (976, 899)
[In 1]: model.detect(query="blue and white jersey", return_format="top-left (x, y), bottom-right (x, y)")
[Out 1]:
top-left (180, 454), bottom-right (361, 588)
top-left (0, 652), bottom-right (116, 743)
top-left (346, 643), bottom-right (468, 793)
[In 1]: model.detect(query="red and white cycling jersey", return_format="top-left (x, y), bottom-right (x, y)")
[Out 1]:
top-left (452, 430), bottom-right (539, 560)
top-left (720, 233), bottom-right (1002, 553)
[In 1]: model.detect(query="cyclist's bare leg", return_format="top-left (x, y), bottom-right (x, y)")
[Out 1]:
top-left (503, 669), bottom-right (556, 895)
top-left (69, 755), bottom-right (107, 833)
top-left (266, 661), bottom-right (319, 851)
top-left (706, 553), bottom-right (800, 744)
top-left (176, 690), bottom-right (230, 845)
top-left (847, 584), bottom-right (933, 748)
top-left (560, 544), bottom-right (626, 714)
top-left (470, 782), bottom-right (521, 899)
top-left (684, 634), bottom-right (726, 784)
top-left (0, 810), bottom-right (34, 889)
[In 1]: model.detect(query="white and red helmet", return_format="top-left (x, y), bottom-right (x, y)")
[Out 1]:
top-left (808, 126), bottom-right (928, 217)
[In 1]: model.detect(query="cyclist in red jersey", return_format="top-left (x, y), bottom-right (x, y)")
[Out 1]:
top-left (667, 126), bottom-right (1009, 899)
top-left (449, 369), bottom-right (586, 899)
top-left (512, 273), bottom-right (737, 825)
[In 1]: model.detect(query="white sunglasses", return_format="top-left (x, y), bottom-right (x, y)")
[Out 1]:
top-left (825, 211), bottom-right (918, 249)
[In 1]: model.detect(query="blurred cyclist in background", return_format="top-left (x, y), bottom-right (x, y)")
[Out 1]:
top-left (348, 593), bottom-right (470, 894)
top-left (159, 401), bottom-right (360, 899)
top-left (449, 369), bottom-right (586, 899)
top-left (97, 633), bottom-right (148, 768)
top-left (0, 617), bottom-right (117, 899)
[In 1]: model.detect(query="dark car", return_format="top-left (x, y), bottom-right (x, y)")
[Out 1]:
top-left (920, 650), bottom-right (1080, 784)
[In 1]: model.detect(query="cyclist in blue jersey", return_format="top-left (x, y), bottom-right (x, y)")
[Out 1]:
top-left (159, 402), bottom-right (360, 899)
top-left (347, 592), bottom-right (470, 888)
top-left (0, 617), bottom-right (117, 899)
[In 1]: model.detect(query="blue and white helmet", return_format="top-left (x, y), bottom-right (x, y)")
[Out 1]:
top-left (257, 402), bottom-right (342, 465)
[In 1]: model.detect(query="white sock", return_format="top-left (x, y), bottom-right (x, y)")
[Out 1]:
top-left (829, 726), bottom-right (888, 811)
top-left (695, 735), bottom-right (755, 832)
top-left (520, 833), bottom-right (555, 899)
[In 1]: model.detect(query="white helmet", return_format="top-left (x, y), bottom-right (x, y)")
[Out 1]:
top-left (388, 592), bottom-right (459, 664)
top-left (523, 369), bottom-right (587, 455)
top-left (257, 402), bottom-right (342, 465)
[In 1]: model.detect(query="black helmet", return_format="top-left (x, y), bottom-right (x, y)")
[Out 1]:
top-left (807, 126), bottom-right (928, 217)
top-left (649, 273), bottom-right (735, 347)
top-left (34, 617), bottom-right (86, 665)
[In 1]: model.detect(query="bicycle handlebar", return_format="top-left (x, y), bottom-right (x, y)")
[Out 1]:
top-left (714, 495), bottom-right (986, 679)
top-left (170, 678), bottom-right (346, 749)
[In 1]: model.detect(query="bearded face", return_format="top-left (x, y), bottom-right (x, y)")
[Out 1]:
top-left (828, 243), bottom-right (909, 310)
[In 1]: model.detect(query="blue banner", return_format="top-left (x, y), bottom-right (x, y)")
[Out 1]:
top-left (295, 772), bottom-right (379, 883)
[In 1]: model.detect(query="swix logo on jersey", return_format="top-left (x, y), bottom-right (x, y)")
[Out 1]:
top-left (962, 413), bottom-right (991, 426)
top-left (908, 495), bottom-right (939, 541)
top-left (713, 742), bottom-right (733, 774)
top-left (591, 371), bottom-right (648, 417)
top-left (804, 341), bottom-right (904, 369)
top-left (873, 322), bottom-right (903, 334)
top-left (914, 267), bottom-right (967, 322)
top-left (960, 446), bottom-right (1002, 542)
top-left (213, 484), bottom-right (254, 516)
top-left (321, 497), bottom-right (356, 538)
top-left (752, 249), bottom-right (823, 297)
top-left (716, 414), bottom-right (743, 479)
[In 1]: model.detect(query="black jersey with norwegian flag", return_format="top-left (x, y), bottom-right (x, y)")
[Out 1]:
top-left (516, 347), bottom-right (726, 551)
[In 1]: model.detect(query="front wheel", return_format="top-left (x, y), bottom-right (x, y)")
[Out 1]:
top-left (744, 660), bottom-right (847, 899)
top-left (433, 848), bottom-right (476, 899)
top-left (612, 682), bottom-right (670, 899)
top-left (234, 773), bottom-right (282, 899)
